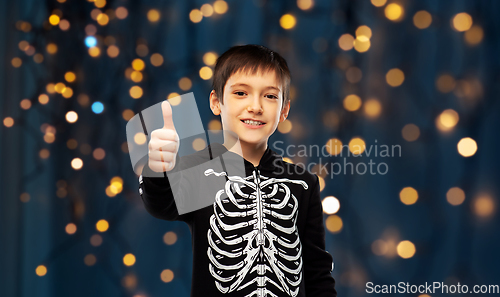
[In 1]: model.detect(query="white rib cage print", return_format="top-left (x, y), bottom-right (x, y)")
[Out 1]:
top-left (204, 168), bottom-right (308, 297)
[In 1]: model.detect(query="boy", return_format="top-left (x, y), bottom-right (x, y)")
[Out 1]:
top-left (139, 44), bottom-right (337, 296)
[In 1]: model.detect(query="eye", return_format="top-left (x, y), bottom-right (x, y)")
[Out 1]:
top-left (234, 91), bottom-right (246, 96)
top-left (265, 94), bottom-right (278, 99)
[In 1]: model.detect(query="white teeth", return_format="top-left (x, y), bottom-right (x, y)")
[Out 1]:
top-left (243, 120), bottom-right (263, 126)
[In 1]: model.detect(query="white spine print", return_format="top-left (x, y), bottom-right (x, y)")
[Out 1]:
top-left (204, 168), bottom-right (308, 297)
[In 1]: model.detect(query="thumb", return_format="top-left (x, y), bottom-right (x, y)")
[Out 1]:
top-left (161, 100), bottom-right (176, 130)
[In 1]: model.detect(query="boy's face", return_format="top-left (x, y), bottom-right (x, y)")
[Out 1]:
top-left (210, 69), bottom-right (290, 149)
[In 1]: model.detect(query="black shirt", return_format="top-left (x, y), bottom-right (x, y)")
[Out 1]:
top-left (139, 143), bottom-right (337, 297)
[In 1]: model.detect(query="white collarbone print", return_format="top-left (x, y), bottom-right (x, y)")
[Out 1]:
top-left (204, 168), bottom-right (308, 297)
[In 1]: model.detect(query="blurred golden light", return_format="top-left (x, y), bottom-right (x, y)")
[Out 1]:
top-left (90, 234), bottom-right (103, 246)
top-left (338, 34), bottom-right (355, 51)
top-left (107, 45), bottom-right (119, 58)
top-left (452, 12), bottom-right (473, 32)
top-left (457, 137), bottom-right (477, 157)
top-left (131, 71), bottom-right (143, 83)
top-left (11, 57), bottom-right (22, 68)
top-left (343, 94), bottom-right (362, 111)
top-left (96, 219), bottom-right (109, 232)
top-left (189, 9), bottom-right (203, 23)
top-left (65, 223), bottom-right (77, 234)
top-left (105, 184), bottom-right (117, 196)
top-left (386, 68), bottom-right (405, 87)
top-left (372, 239), bottom-right (388, 256)
top-left (65, 72), bottom-right (76, 83)
top-left (201, 4), bottom-right (214, 17)
top-left (397, 240), bottom-right (416, 258)
top-left (277, 119), bottom-right (292, 134)
top-left (355, 25), bottom-right (372, 39)
top-left (168, 93), bottom-right (182, 105)
top-left (84, 254), bottom-right (96, 266)
top-left (436, 74), bottom-right (456, 93)
top-left (116, 7), bottom-right (128, 19)
top-left (325, 215), bottom-right (343, 233)
top-left (280, 14), bottom-right (296, 30)
top-left (59, 19), bottom-right (70, 31)
top-left (370, 0), bottom-right (387, 7)
top-left (71, 158), bottom-right (83, 170)
top-left (19, 40), bottom-right (29, 51)
top-left (44, 132), bottom-right (55, 143)
top-left (65, 111), bottom-right (78, 123)
top-left (46, 43), bottom-right (58, 54)
top-left (134, 132), bottom-right (147, 145)
top-left (213, 0), bottom-right (228, 14)
top-left (49, 15), bottom-right (60, 26)
top-left (20, 99), bottom-right (32, 110)
top-left (24, 45), bottom-right (35, 56)
top-left (3, 116), bottom-right (16, 128)
top-left (150, 53), bottom-right (164, 66)
top-left (192, 138), bottom-right (206, 151)
top-left (123, 253), bottom-right (136, 266)
top-left (413, 11), bottom-right (432, 29)
top-left (46, 84), bottom-right (56, 94)
top-left (163, 232), bottom-right (177, 245)
top-left (39, 148), bottom-right (50, 159)
top-left (364, 98), bottom-right (382, 119)
top-left (402, 124), bottom-right (420, 142)
top-left (353, 38), bottom-right (370, 52)
top-left (436, 109), bottom-right (459, 132)
top-left (178, 77), bottom-right (192, 90)
top-left (447, 187), bottom-right (465, 206)
top-left (161, 269), bottom-right (174, 283)
top-left (326, 138), bottom-right (343, 156)
top-left (385, 3), bottom-right (404, 22)
top-left (20, 192), bottom-right (30, 203)
top-left (94, 0), bottom-right (106, 8)
top-left (199, 66), bottom-right (213, 80)
top-left (93, 148), bottom-right (106, 160)
top-left (34, 53), bottom-right (44, 63)
top-left (36, 265), bottom-right (47, 276)
top-left (97, 13), bottom-right (109, 26)
top-left (122, 109), bottom-right (134, 121)
top-left (129, 86), bottom-right (143, 99)
top-left (88, 47), bottom-right (100, 57)
top-left (122, 274), bottom-right (137, 289)
top-left (208, 119), bottom-right (222, 130)
top-left (203, 52), bottom-right (218, 66)
top-left (322, 196), bottom-right (340, 214)
top-left (62, 87), bottom-right (73, 98)
top-left (147, 9), bottom-right (160, 22)
top-left (464, 25), bottom-right (484, 46)
top-left (473, 195), bottom-right (495, 218)
top-left (348, 137), bottom-right (365, 155)
top-left (55, 82), bottom-right (66, 93)
top-left (132, 59), bottom-right (145, 71)
top-left (282, 157), bottom-right (293, 164)
top-left (137, 44), bottom-right (148, 57)
top-left (297, 0), bottom-right (314, 10)
top-left (77, 94), bottom-right (90, 107)
top-left (38, 94), bottom-right (49, 104)
top-left (399, 187), bottom-right (418, 205)
top-left (345, 67), bottom-right (362, 83)
top-left (319, 176), bottom-right (325, 191)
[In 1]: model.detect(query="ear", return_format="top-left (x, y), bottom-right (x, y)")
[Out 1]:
top-left (209, 90), bottom-right (221, 115)
top-left (279, 100), bottom-right (290, 123)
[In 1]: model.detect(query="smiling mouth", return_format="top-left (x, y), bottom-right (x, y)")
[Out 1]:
top-left (241, 119), bottom-right (265, 126)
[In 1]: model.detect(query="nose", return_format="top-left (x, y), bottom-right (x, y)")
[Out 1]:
top-left (246, 95), bottom-right (263, 114)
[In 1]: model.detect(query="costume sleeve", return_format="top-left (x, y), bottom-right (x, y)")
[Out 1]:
top-left (302, 175), bottom-right (337, 296)
top-left (138, 154), bottom-right (192, 222)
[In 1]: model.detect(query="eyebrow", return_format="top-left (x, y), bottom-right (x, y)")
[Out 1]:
top-left (230, 83), bottom-right (281, 92)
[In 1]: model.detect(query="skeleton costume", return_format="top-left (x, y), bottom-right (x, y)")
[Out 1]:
top-left (139, 142), bottom-right (337, 297)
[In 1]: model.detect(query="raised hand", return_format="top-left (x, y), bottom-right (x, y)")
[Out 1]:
top-left (148, 100), bottom-right (180, 173)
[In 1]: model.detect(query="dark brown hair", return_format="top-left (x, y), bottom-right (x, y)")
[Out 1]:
top-left (212, 44), bottom-right (291, 108)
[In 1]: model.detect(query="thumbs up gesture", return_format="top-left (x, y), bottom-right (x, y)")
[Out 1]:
top-left (148, 100), bottom-right (180, 173)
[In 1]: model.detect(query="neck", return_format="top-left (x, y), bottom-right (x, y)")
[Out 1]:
top-left (223, 139), bottom-right (267, 167)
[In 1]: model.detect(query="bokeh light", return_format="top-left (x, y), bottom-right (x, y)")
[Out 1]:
top-left (452, 12), bottom-right (473, 32)
top-left (400, 187), bottom-right (418, 205)
top-left (457, 137), bottom-right (477, 157)
top-left (348, 137), bottom-right (365, 155)
top-left (397, 240), bottom-right (416, 258)
top-left (322, 196), bottom-right (340, 214)
top-left (385, 3), bottom-right (404, 22)
top-left (280, 14), bottom-right (296, 30)
top-left (447, 187), bottom-right (465, 206)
